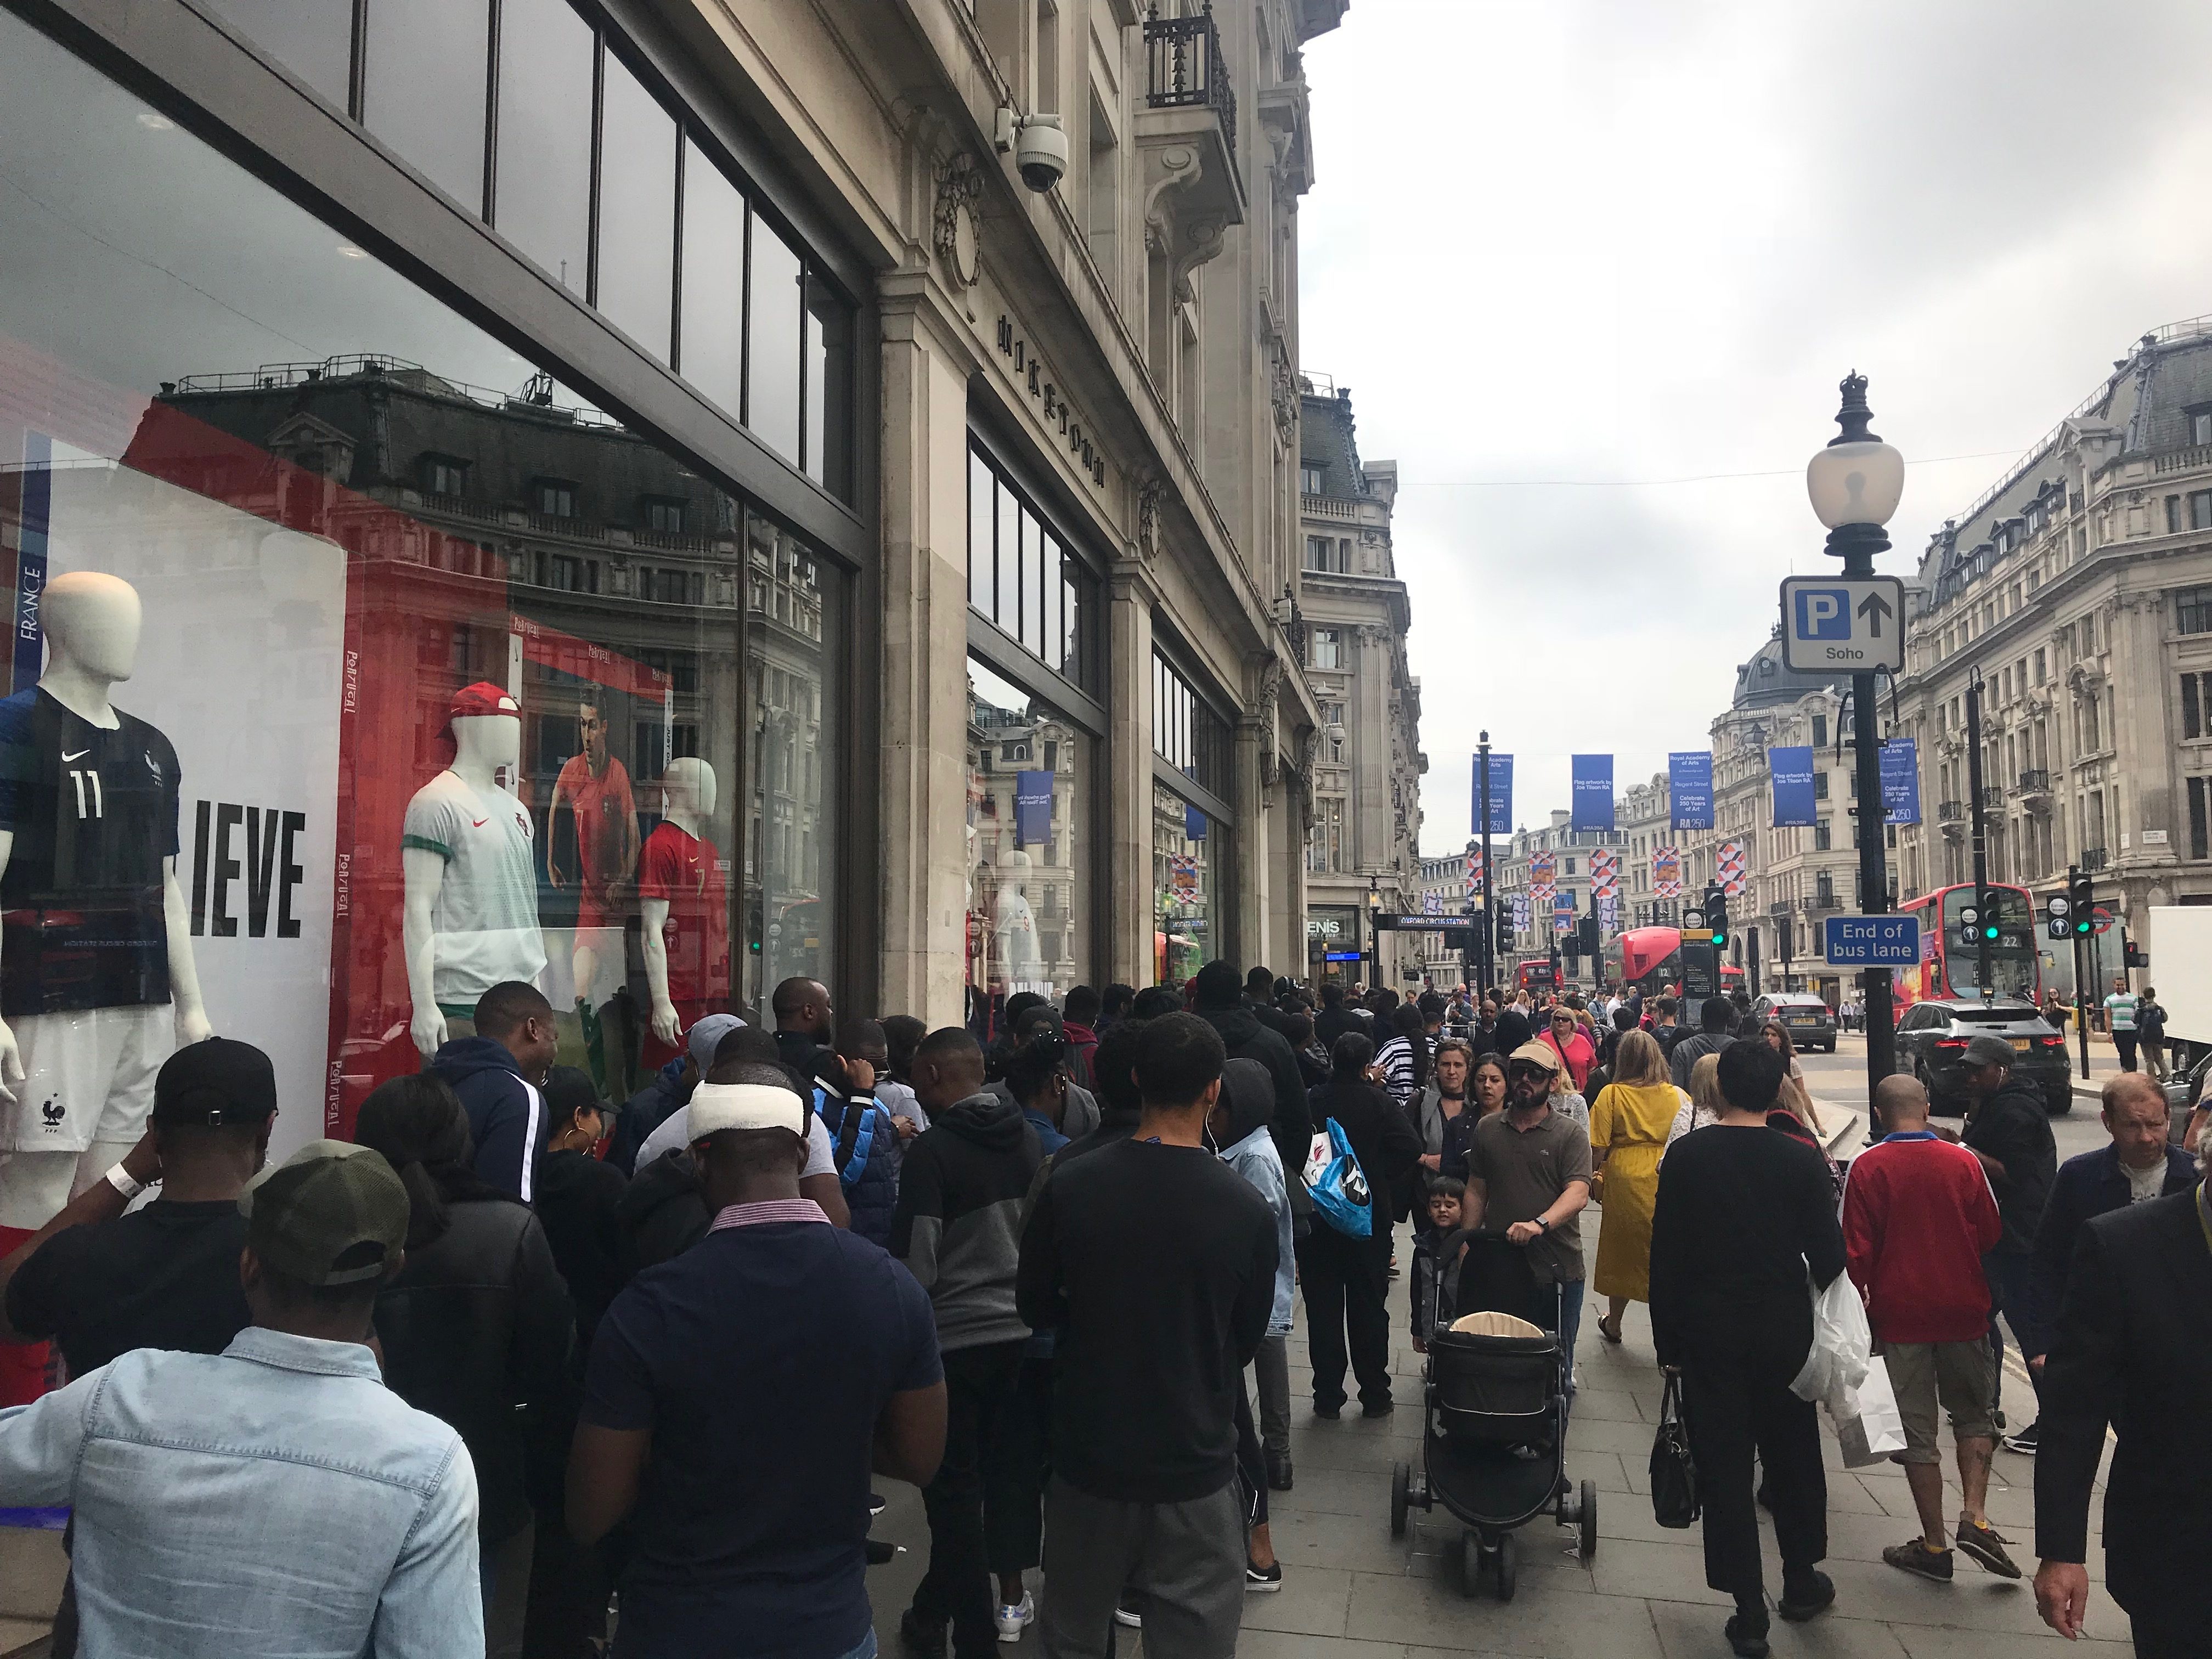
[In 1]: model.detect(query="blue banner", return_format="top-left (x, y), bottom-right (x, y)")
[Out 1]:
top-left (1668, 751), bottom-right (1714, 830)
top-left (1015, 770), bottom-right (1054, 845)
top-left (1770, 746), bottom-right (1816, 828)
top-left (1184, 799), bottom-right (1208, 841)
top-left (1881, 738), bottom-right (1921, 826)
top-left (1570, 754), bottom-right (1613, 831)
top-left (1474, 752), bottom-right (1513, 836)
top-left (1553, 892), bottom-right (1576, 933)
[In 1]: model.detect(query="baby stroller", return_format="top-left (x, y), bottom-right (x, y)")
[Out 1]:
top-left (1389, 1232), bottom-right (1596, 1599)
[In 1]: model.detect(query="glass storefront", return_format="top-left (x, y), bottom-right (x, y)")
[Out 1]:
top-left (965, 657), bottom-right (1092, 1022)
top-left (1152, 651), bottom-right (1232, 986)
top-left (0, 11), bottom-right (846, 1148)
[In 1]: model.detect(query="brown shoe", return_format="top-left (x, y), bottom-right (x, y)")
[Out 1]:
top-left (1954, 1516), bottom-right (2022, 1579)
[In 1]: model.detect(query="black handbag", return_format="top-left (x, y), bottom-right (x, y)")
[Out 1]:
top-left (1649, 1372), bottom-right (1700, 1528)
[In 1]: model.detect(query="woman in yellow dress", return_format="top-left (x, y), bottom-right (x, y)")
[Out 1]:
top-left (1588, 1029), bottom-right (1686, 1342)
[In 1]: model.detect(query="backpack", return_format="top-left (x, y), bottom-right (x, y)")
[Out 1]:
top-left (817, 1087), bottom-right (883, 1189)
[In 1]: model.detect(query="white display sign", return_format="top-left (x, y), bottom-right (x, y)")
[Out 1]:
top-left (1779, 575), bottom-right (1906, 674)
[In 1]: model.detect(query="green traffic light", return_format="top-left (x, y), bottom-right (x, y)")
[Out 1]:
top-left (1712, 932), bottom-right (1727, 948)
top-left (1983, 924), bottom-right (2000, 941)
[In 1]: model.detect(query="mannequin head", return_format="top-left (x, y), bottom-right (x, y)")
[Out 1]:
top-left (451, 713), bottom-right (522, 772)
top-left (663, 757), bottom-right (718, 821)
top-left (42, 571), bottom-right (142, 684)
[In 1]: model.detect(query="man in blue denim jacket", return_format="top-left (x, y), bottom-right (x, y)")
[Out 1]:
top-left (1213, 1058), bottom-right (1297, 1546)
top-left (0, 1139), bottom-right (481, 1657)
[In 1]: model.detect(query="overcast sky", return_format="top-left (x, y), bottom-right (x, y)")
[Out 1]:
top-left (1298, 1), bottom-right (2212, 856)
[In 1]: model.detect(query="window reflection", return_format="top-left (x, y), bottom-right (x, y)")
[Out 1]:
top-left (363, 0), bottom-right (490, 211)
top-left (680, 139), bottom-right (746, 416)
top-left (494, 0), bottom-right (595, 294)
top-left (746, 215), bottom-right (803, 460)
top-left (596, 49), bottom-right (678, 359)
top-left (968, 658), bottom-right (1090, 1025)
top-left (1153, 783), bottom-right (1215, 988)
top-left (202, 0), bottom-right (354, 111)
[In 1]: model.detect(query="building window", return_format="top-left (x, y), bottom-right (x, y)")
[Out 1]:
top-left (642, 498), bottom-right (685, 534)
top-left (2190, 777), bottom-right (2212, 860)
top-left (2185, 671), bottom-right (2212, 740)
top-left (1153, 651), bottom-right (1231, 795)
top-left (967, 443), bottom-right (1096, 687)
top-left (421, 455), bottom-right (469, 497)
top-left (535, 479), bottom-right (578, 518)
top-left (1811, 713), bottom-right (1827, 748)
top-left (2192, 493), bottom-right (2212, 533)
top-left (2179, 587), bottom-right (2212, 636)
top-left (1309, 796), bottom-right (1344, 873)
top-left (1813, 770), bottom-right (1829, 800)
top-left (546, 554), bottom-right (599, 594)
top-left (1300, 464), bottom-right (1324, 495)
top-left (2195, 410), bottom-right (2212, 447)
top-left (1814, 820), bottom-right (1831, 851)
top-left (1310, 627), bottom-right (1342, 670)
top-left (2034, 647), bottom-right (2047, 684)
top-left (1305, 535), bottom-right (1347, 574)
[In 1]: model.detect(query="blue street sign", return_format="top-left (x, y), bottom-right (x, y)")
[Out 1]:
top-left (1323, 951), bottom-right (1362, 963)
top-left (1822, 914), bottom-right (1920, 967)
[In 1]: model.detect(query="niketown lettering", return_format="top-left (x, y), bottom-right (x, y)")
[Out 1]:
top-left (187, 799), bottom-right (308, 940)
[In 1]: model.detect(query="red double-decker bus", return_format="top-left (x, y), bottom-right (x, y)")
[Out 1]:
top-left (1603, 926), bottom-right (1744, 998)
top-left (1894, 882), bottom-right (2041, 1007)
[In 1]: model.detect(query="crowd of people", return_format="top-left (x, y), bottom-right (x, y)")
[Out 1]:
top-left (0, 964), bottom-right (2195, 1657)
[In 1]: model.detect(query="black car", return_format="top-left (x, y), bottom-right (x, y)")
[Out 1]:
top-left (1751, 993), bottom-right (1837, 1054)
top-left (1894, 998), bottom-right (2072, 1116)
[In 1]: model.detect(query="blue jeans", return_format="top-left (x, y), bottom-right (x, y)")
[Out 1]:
top-left (834, 1632), bottom-right (879, 1659)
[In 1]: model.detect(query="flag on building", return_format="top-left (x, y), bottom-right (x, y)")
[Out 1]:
top-left (1590, 848), bottom-right (1621, 900)
top-left (1654, 847), bottom-right (1682, 898)
top-left (1717, 840), bottom-right (1747, 896)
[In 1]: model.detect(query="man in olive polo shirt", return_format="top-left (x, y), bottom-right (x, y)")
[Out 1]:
top-left (1462, 1041), bottom-right (1593, 1392)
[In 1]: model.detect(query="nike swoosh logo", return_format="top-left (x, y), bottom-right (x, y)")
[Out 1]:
top-left (61, 749), bottom-right (88, 763)
top-left (471, 817), bottom-right (489, 828)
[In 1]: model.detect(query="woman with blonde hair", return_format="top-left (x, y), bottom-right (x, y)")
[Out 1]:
top-left (1667, 1051), bottom-right (1727, 1146)
top-left (1589, 1029), bottom-right (1689, 1343)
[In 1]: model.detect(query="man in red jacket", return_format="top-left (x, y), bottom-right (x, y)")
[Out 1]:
top-left (1843, 1075), bottom-right (2016, 1585)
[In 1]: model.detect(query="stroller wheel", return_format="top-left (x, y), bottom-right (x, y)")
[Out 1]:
top-left (1389, 1462), bottom-right (1410, 1539)
top-left (1459, 1531), bottom-right (1485, 1600)
top-left (1494, 1532), bottom-right (1517, 1602)
top-left (1578, 1480), bottom-right (1598, 1563)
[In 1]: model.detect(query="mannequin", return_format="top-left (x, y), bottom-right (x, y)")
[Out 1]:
top-left (994, 847), bottom-right (1044, 989)
top-left (402, 683), bottom-right (546, 1058)
top-left (639, 757), bottom-right (728, 1067)
top-left (0, 571), bottom-right (213, 1398)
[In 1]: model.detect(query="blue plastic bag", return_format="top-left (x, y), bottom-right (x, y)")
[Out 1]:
top-left (1307, 1118), bottom-right (1373, 1238)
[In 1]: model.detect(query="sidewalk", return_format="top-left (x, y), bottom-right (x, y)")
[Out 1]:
top-left (867, 1210), bottom-right (2129, 1657)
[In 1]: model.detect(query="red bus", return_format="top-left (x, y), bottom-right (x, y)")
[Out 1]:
top-left (1602, 926), bottom-right (1745, 998)
top-left (1895, 882), bottom-right (2041, 1007)
top-left (1514, 959), bottom-right (1558, 994)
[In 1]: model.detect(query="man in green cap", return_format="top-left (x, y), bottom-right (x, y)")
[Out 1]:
top-left (0, 1139), bottom-right (484, 1656)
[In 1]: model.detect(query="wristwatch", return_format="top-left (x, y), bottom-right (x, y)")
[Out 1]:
top-left (1536, 1216), bottom-right (1551, 1234)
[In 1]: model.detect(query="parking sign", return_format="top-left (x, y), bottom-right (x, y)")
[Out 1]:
top-left (1780, 575), bottom-right (1905, 673)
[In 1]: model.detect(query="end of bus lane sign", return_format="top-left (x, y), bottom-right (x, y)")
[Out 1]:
top-left (1780, 575), bottom-right (1906, 674)
top-left (1823, 913), bottom-right (1919, 967)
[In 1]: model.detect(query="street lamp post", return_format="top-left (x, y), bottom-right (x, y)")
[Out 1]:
top-left (1366, 872), bottom-right (1382, 990)
top-left (1806, 373), bottom-right (1906, 1099)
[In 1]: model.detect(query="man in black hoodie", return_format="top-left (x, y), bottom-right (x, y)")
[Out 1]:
top-left (1191, 960), bottom-right (1311, 1176)
top-left (1313, 981), bottom-right (1362, 1050)
top-left (429, 980), bottom-right (558, 1199)
top-left (893, 1029), bottom-right (1043, 1659)
top-left (771, 977), bottom-right (838, 1084)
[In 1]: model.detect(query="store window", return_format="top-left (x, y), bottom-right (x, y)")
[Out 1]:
top-left (203, 0), bottom-right (858, 501)
top-left (966, 657), bottom-right (1093, 1024)
top-left (967, 444), bottom-right (1096, 689)
top-left (0, 11), bottom-right (844, 1154)
top-left (1153, 782), bottom-right (1217, 986)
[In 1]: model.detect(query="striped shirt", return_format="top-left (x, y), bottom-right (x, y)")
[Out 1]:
top-left (710, 1198), bottom-right (831, 1232)
top-left (1375, 1035), bottom-right (1425, 1110)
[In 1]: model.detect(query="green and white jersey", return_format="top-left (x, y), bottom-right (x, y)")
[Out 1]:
top-left (2104, 992), bottom-right (2138, 1031)
top-left (402, 770), bottom-right (546, 1008)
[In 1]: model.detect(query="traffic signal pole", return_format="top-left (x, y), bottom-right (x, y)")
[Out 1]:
top-left (1964, 672), bottom-right (1994, 999)
top-left (1477, 731), bottom-right (1496, 1001)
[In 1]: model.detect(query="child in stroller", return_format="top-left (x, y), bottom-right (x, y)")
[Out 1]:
top-left (1390, 1231), bottom-right (1597, 1599)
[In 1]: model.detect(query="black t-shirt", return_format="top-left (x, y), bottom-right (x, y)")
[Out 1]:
top-left (3, 1200), bottom-right (250, 1375)
top-left (535, 1148), bottom-right (629, 1353)
top-left (1962, 1079), bottom-right (2058, 1255)
top-left (0, 689), bottom-right (181, 1014)
top-left (1015, 1138), bottom-right (1277, 1503)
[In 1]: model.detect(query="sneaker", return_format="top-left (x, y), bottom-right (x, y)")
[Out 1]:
top-left (899, 1609), bottom-right (948, 1657)
top-left (1245, 1561), bottom-right (1283, 1593)
top-left (1312, 1400), bottom-right (1342, 1421)
top-left (1266, 1451), bottom-right (1294, 1492)
top-left (1724, 1611), bottom-right (1770, 1657)
top-left (2001, 1422), bottom-right (2039, 1455)
top-left (1777, 1568), bottom-right (1835, 1622)
top-left (1882, 1539), bottom-right (1953, 1582)
top-left (1113, 1598), bottom-right (1142, 1629)
top-left (1954, 1516), bottom-right (2023, 1579)
top-left (1361, 1399), bottom-right (1395, 1419)
top-left (994, 1592), bottom-right (1034, 1642)
top-left (870, 1492), bottom-right (887, 1518)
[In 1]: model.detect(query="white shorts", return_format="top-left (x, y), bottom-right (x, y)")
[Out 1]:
top-left (0, 1005), bottom-right (171, 1155)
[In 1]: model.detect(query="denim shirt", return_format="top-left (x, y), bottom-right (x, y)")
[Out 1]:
top-left (1221, 1126), bottom-right (1296, 1336)
top-left (0, 1327), bottom-right (482, 1658)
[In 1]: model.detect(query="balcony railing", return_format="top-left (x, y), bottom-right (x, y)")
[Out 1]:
top-left (1937, 800), bottom-right (1966, 825)
top-left (2013, 768), bottom-right (2052, 795)
top-left (1144, 5), bottom-right (1238, 162)
top-left (2081, 846), bottom-right (2109, 872)
top-left (1978, 785), bottom-right (2006, 811)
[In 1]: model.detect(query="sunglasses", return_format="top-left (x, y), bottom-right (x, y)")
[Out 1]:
top-left (1509, 1062), bottom-right (1553, 1082)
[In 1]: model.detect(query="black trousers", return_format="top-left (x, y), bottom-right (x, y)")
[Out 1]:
top-left (1680, 1331), bottom-right (1827, 1602)
top-left (2115, 1030), bottom-right (2139, 1071)
top-left (1297, 1223), bottom-right (1393, 1410)
top-left (1233, 1371), bottom-right (1267, 1529)
top-left (912, 1339), bottom-right (1027, 1657)
top-left (981, 1351), bottom-right (1054, 1578)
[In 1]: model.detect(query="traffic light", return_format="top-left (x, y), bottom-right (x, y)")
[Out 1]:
top-left (1705, 886), bottom-right (1729, 951)
top-left (1977, 888), bottom-right (2003, 944)
top-left (1577, 915), bottom-right (1600, 958)
top-left (1496, 908), bottom-right (1514, 953)
top-left (2068, 870), bottom-right (2095, 938)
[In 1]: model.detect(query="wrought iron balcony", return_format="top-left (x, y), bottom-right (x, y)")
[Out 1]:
top-left (1978, 785), bottom-right (2006, 811)
top-left (2080, 845), bottom-right (2108, 872)
top-left (2013, 768), bottom-right (2053, 810)
top-left (1144, 5), bottom-right (1238, 161)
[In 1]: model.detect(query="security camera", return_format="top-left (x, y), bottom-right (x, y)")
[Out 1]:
top-left (1014, 114), bottom-right (1068, 193)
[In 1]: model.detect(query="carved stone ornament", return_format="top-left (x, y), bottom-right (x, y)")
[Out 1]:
top-left (1257, 659), bottom-right (1283, 788)
top-left (1137, 475), bottom-right (1164, 560)
top-left (934, 153), bottom-right (984, 287)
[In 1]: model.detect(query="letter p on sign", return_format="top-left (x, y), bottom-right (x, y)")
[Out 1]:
top-left (1797, 589), bottom-right (1849, 640)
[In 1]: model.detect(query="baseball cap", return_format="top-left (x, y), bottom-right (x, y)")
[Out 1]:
top-left (151, 1036), bottom-right (277, 1127)
top-left (687, 1080), bottom-right (810, 1139)
top-left (686, 1013), bottom-right (747, 1069)
top-left (1509, 1041), bottom-right (1563, 1075)
top-left (449, 681), bottom-right (520, 720)
top-left (238, 1141), bottom-right (410, 1288)
top-left (1962, 1034), bottom-right (2017, 1068)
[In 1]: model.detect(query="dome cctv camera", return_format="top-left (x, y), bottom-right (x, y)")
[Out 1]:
top-left (1015, 114), bottom-right (1068, 193)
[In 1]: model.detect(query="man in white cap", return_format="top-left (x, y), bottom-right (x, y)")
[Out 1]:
top-left (569, 1063), bottom-right (947, 1658)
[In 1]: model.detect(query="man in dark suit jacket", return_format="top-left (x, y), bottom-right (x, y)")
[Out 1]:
top-left (2033, 1173), bottom-right (2212, 1655)
top-left (2030, 1075), bottom-right (2197, 1339)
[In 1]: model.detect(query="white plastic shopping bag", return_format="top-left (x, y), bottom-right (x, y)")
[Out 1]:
top-left (1790, 1270), bottom-right (1872, 1416)
top-left (1836, 1355), bottom-right (1908, 1468)
top-left (1303, 1130), bottom-right (1331, 1189)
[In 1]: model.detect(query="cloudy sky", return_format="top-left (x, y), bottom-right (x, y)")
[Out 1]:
top-left (1298, 1), bottom-right (2212, 855)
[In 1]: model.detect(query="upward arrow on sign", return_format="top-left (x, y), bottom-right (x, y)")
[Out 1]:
top-left (1856, 589), bottom-right (1893, 637)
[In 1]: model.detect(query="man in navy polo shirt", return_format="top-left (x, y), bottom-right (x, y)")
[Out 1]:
top-left (568, 1063), bottom-right (948, 1659)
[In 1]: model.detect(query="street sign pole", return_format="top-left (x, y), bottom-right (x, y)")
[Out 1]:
top-left (1965, 672), bottom-right (1994, 1000)
top-left (2070, 864), bottom-right (2090, 1080)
